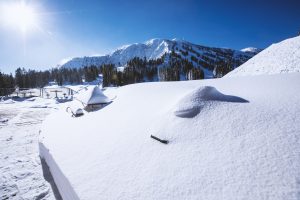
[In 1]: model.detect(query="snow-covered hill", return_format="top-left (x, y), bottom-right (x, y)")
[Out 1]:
top-left (40, 73), bottom-right (300, 200)
top-left (226, 36), bottom-right (300, 77)
top-left (61, 38), bottom-right (258, 77)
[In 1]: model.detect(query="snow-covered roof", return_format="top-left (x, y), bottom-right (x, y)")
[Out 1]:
top-left (75, 86), bottom-right (110, 105)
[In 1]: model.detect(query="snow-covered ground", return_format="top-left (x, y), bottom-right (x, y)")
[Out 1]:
top-left (40, 73), bottom-right (300, 200)
top-left (0, 98), bottom-right (59, 200)
top-left (2, 35), bottom-right (300, 200)
top-left (226, 36), bottom-right (300, 77)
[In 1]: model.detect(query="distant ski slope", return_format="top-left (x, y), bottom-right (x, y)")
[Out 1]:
top-left (61, 38), bottom-right (257, 77)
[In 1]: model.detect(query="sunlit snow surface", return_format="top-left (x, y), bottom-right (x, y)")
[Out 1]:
top-left (227, 36), bottom-right (300, 76)
top-left (0, 98), bottom-right (58, 200)
top-left (41, 73), bottom-right (300, 200)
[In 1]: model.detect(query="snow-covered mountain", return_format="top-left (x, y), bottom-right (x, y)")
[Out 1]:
top-left (61, 38), bottom-right (258, 77)
top-left (60, 38), bottom-right (171, 68)
top-left (240, 47), bottom-right (262, 53)
top-left (227, 36), bottom-right (300, 77)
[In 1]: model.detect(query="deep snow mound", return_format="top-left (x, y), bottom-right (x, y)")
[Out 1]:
top-left (174, 86), bottom-right (248, 118)
top-left (227, 36), bottom-right (300, 77)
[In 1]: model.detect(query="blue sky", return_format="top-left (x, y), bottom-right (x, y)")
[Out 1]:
top-left (0, 0), bottom-right (299, 74)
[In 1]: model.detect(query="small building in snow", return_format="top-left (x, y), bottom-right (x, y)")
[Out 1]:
top-left (75, 86), bottom-right (111, 111)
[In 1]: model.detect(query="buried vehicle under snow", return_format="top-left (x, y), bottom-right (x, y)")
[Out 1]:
top-left (75, 86), bottom-right (111, 111)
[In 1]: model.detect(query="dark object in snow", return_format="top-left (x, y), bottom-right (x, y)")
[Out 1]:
top-left (66, 107), bottom-right (84, 117)
top-left (150, 135), bottom-right (169, 144)
top-left (0, 118), bottom-right (8, 123)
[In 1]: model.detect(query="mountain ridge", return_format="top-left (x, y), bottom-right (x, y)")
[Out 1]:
top-left (60, 38), bottom-right (259, 78)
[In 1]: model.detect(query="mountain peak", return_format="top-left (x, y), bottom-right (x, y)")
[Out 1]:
top-left (145, 38), bottom-right (166, 45)
top-left (171, 38), bottom-right (185, 42)
top-left (61, 38), bottom-right (258, 78)
top-left (240, 47), bottom-right (261, 53)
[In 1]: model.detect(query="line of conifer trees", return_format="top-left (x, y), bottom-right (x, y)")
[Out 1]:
top-left (1, 52), bottom-right (237, 97)
top-left (0, 72), bottom-right (14, 96)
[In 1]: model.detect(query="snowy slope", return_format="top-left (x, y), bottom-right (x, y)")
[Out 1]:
top-left (61, 38), bottom-right (256, 74)
top-left (60, 39), bottom-right (172, 68)
top-left (227, 36), bottom-right (300, 77)
top-left (40, 73), bottom-right (300, 200)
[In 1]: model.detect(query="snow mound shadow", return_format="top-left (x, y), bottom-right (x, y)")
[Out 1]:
top-left (174, 86), bottom-right (248, 118)
top-left (41, 158), bottom-right (62, 200)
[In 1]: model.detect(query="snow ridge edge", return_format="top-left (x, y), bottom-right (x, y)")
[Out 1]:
top-left (39, 142), bottom-right (80, 200)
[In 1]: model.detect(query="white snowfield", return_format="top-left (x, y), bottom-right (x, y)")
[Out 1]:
top-left (227, 36), bottom-right (300, 77)
top-left (40, 73), bottom-right (300, 200)
top-left (0, 98), bottom-right (59, 200)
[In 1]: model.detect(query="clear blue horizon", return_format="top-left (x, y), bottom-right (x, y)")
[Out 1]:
top-left (0, 0), bottom-right (299, 74)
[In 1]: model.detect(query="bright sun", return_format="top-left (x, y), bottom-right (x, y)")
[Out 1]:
top-left (1, 1), bottom-right (38, 34)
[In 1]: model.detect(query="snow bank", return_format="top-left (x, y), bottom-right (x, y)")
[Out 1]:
top-left (0, 99), bottom-right (15, 104)
top-left (174, 86), bottom-right (248, 118)
top-left (227, 36), bottom-right (300, 76)
top-left (39, 143), bottom-right (80, 200)
top-left (40, 73), bottom-right (300, 200)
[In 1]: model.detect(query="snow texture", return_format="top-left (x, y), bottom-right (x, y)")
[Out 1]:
top-left (0, 97), bottom-right (58, 200)
top-left (39, 143), bottom-right (79, 200)
top-left (174, 86), bottom-right (248, 118)
top-left (227, 36), bottom-right (300, 77)
top-left (40, 73), bottom-right (300, 200)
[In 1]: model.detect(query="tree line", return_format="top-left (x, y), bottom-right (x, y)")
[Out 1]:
top-left (101, 54), bottom-right (206, 87)
top-left (1, 51), bottom-right (236, 96)
top-left (0, 72), bottom-right (14, 96)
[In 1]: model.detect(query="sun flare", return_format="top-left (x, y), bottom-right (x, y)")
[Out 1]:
top-left (0, 2), bottom-right (38, 33)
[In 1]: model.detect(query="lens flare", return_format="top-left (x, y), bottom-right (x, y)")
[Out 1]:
top-left (0, 1), bottom-right (39, 34)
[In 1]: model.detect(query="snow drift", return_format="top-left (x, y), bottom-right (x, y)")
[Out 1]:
top-left (174, 86), bottom-right (248, 118)
top-left (39, 143), bottom-right (79, 200)
top-left (227, 36), bottom-right (300, 77)
top-left (40, 73), bottom-right (300, 200)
